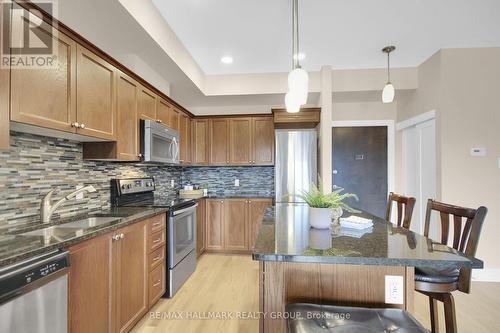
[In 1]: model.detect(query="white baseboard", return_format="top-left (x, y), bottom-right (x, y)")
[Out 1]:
top-left (472, 269), bottom-right (500, 282)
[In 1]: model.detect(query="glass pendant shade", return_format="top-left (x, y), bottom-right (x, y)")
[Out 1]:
top-left (288, 68), bottom-right (309, 105)
top-left (285, 92), bottom-right (301, 113)
top-left (382, 83), bottom-right (395, 103)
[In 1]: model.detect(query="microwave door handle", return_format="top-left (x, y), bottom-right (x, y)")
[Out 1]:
top-left (173, 137), bottom-right (179, 161)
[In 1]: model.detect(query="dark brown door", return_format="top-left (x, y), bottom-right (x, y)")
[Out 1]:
top-left (332, 126), bottom-right (388, 217)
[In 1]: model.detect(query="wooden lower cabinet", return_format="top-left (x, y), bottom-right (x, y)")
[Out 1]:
top-left (196, 198), bottom-right (206, 257)
top-left (224, 199), bottom-right (249, 251)
top-left (206, 199), bottom-right (225, 250)
top-left (205, 198), bottom-right (272, 253)
top-left (248, 198), bottom-right (273, 249)
top-left (114, 221), bottom-right (148, 333)
top-left (68, 214), bottom-right (166, 333)
top-left (68, 233), bottom-right (113, 333)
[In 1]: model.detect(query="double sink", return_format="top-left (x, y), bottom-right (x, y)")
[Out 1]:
top-left (20, 214), bottom-right (127, 244)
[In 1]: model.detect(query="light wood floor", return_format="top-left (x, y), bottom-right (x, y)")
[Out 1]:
top-left (132, 254), bottom-right (500, 333)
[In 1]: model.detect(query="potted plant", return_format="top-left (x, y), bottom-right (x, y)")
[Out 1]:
top-left (295, 181), bottom-right (359, 229)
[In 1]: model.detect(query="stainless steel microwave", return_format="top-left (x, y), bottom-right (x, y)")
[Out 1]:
top-left (141, 119), bottom-right (180, 164)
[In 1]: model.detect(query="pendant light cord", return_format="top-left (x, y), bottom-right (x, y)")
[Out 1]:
top-left (387, 51), bottom-right (391, 83)
top-left (292, 0), bottom-right (300, 69)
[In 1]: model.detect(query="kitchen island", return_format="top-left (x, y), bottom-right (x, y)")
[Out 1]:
top-left (252, 203), bottom-right (483, 332)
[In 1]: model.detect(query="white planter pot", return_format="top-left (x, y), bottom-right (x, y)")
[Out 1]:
top-left (309, 207), bottom-right (332, 229)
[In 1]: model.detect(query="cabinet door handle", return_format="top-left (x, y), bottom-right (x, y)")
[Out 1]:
top-left (153, 280), bottom-right (161, 287)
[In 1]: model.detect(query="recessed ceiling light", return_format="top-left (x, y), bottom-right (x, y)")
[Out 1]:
top-left (293, 52), bottom-right (306, 61)
top-left (220, 55), bottom-right (233, 64)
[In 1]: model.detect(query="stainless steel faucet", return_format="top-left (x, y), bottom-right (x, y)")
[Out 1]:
top-left (40, 185), bottom-right (97, 223)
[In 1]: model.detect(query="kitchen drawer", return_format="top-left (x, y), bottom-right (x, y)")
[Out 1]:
top-left (148, 245), bottom-right (165, 271)
top-left (149, 263), bottom-right (165, 307)
top-left (148, 229), bottom-right (166, 252)
top-left (148, 214), bottom-right (166, 234)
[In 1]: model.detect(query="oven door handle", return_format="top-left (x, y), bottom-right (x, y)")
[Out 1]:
top-left (173, 204), bottom-right (198, 216)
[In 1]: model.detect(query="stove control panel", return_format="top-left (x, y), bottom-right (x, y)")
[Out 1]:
top-left (115, 178), bottom-right (155, 195)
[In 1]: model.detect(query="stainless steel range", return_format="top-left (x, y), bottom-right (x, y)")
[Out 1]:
top-left (111, 178), bottom-right (197, 298)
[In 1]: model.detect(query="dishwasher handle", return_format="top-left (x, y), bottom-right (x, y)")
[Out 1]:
top-left (0, 250), bottom-right (69, 305)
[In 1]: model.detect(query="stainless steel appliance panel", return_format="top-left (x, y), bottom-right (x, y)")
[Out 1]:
top-left (142, 119), bottom-right (179, 164)
top-left (275, 130), bottom-right (317, 203)
top-left (168, 204), bottom-right (197, 268)
top-left (168, 250), bottom-right (196, 298)
top-left (0, 251), bottom-right (69, 333)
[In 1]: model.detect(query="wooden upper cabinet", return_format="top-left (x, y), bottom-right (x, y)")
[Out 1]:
top-left (169, 107), bottom-right (180, 131)
top-left (209, 118), bottom-right (230, 165)
top-left (138, 86), bottom-right (157, 121)
top-left (206, 199), bottom-right (224, 250)
top-left (273, 107), bottom-right (321, 128)
top-left (252, 117), bottom-right (275, 165)
top-left (187, 117), bottom-right (192, 164)
top-left (248, 199), bottom-right (273, 249)
top-left (115, 73), bottom-right (140, 161)
top-left (179, 113), bottom-right (192, 164)
top-left (10, 24), bottom-right (77, 133)
top-left (156, 99), bottom-right (170, 125)
top-left (224, 199), bottom-right (249, 251)
top-left (76, 45), bottom-right (117, 140)
top-left (229, 118), bottom-right (252, 165)
top-left (114, 221), bottom-right (148, 333)
top-left (68, 233), bottom-right (113, 333)
top-left (193, 119), bottom-right (209, 165)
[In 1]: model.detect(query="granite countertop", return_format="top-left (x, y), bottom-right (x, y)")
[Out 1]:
top-left (252, 203), bottom-right (483, 269)
top-left (0, 206), bottom-right (167, 268)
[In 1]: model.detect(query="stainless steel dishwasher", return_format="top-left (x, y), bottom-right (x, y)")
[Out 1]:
top-left (0, 250), bottom-right (69, 333)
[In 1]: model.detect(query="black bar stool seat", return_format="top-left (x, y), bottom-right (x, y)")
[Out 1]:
top-left (415, 267), bottom-right (460, 285)
top-left (286, 303), bottom-right (430, 333)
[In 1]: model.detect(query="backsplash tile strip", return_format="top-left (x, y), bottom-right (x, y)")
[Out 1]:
top-left (0, 132), bottom-right (181, 226)
top-left (0, 132), bottom-right (275, 227)
top-left (181, 166), bottom-right (274, 198)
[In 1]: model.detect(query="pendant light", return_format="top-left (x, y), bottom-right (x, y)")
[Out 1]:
top-left (286, 0), bottom-right (308, 113)
top-left (382, 45), bottom-right (396, 104)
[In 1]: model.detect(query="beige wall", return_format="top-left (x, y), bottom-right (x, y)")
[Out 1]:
top-left (397, 47), bottom-right (500, 271)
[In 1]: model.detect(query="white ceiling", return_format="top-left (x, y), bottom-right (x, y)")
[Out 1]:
top-left (152, 0), bottom-right (500, 75)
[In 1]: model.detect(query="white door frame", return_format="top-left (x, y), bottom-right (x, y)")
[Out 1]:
top-left (331, 120), bottom-right (395, 196)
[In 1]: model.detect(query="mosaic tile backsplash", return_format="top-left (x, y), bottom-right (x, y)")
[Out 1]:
top-left (181, 166), bottom-right (274, 197)
top-left (0, 132), bottom-right (181, 226)
top-left (0, 132), bottom-right (275, 227)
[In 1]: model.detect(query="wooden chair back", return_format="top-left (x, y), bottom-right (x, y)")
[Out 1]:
top-left (385, 192), bottom-right (416, 230)
top-left (424, 199), bottom-right (487, 293)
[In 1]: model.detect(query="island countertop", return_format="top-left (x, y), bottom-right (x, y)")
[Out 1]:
top-left (252, 203), bottom-right (483, 269)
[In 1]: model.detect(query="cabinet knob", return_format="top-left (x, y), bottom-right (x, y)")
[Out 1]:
top-left (71, 122), bottom-right (80, 128)
top-left (220, 200), bottom-right (223, 204)
top-left (157, 119), bottom-right (163, 123)
top-left (79, 123), bottom-right (86, 129)
top-left (112, 234), bottom-right (120, 241)
top-left (120, 233), bottom-right (124, 239)
top-left (138, 154), bottom-right (143, 158)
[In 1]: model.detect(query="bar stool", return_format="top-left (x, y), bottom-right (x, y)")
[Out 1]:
top-left (385, 192), bottom-right (416, 229)
top-left (286, 303), bottom-right (430, 333)
top-left (415, 199), bottom-right (487, 333)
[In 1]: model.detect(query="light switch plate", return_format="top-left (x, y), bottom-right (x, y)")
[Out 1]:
top-left (470, 147), bottom-right (487, 157)
top-left (385, 275), bottom-right (404, 304)
top-left (234, 179), bottom-right (240, 187)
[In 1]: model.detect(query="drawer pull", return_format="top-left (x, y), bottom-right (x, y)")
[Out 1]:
top-left (153, 280), bottom-right (161, 287)
top-left (153, 255), bottom-right (162, 262)
top-left (152, 222), bottom-right (162, 227)
top-left (153, 238), bottom-right (161, 244)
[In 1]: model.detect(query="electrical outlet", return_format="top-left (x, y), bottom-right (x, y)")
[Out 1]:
top-left (234, 179), bottom-right (240, 187)
top-left (170, 180), bottom-right (175, 188)
top-left (75, 185), bottom-right (84, 200)
top-left (385, 275), bottom-right (404, 304)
